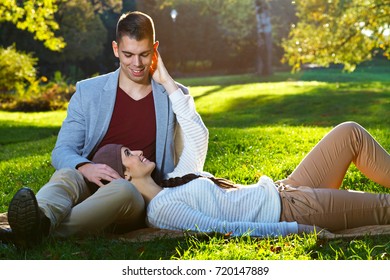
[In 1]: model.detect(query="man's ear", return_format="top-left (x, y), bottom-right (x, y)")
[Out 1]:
top-left (153, 41), bottom-right (159, 50)
top-left (112, 41), bottom-right (119, 58)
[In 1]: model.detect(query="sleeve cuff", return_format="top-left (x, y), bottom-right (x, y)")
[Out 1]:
top-left (168, 88), bottom-right (185, 101)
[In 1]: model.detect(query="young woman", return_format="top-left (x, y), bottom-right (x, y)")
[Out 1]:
top-left (93, 119), bottom-right (390, 237)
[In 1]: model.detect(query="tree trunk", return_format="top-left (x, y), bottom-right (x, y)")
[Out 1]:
top-left (254, 0), bottom-right (273, 76)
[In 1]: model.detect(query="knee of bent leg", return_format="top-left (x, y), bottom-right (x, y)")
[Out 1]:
top-left (335, 121), bottom-right (363, 136)
top-left (109, 179), bottom-right (145, 209)
top-left (337, 121), bottom-right (360, 130)
top-left (51, 168), bottom-right (84, 183)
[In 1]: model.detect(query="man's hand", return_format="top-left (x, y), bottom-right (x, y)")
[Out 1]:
top-left (78, 163), bottom-right (122, 188)
top-left (152, 48), bottom-right (178, 95)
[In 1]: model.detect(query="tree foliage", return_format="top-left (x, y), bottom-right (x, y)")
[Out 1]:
top-left (152, 0), bottom-right (298, 74)
top-left (90, 0), bottom-right (122, 13)
top-left (54, 0), bottom-right (107, 62)
top-left (158, 0), bottom-right (257, 50)
top-left (282, 0), bottom-right (390, 71)
top-left (0, 0), bottom-right (298, 82)
top-left (152, 0), bottom-right (259, 73)
top-left (0, 0), bottom-right (65, 51)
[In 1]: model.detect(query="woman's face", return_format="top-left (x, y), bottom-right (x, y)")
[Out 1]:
top-left (121, 147), bottom-right (155, 179)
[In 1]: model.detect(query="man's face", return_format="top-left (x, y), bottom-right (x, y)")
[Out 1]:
top-left (112, 36), bottom-right (157, 84)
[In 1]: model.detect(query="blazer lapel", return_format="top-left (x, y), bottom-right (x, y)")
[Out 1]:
top-left (90, 69), bottom-right (120, 155)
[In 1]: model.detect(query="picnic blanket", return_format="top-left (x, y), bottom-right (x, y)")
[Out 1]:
top-left (1, 212), bottom-right (390, 242)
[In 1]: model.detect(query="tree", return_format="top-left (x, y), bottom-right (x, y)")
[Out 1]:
top-left (54, 0), bottom-right (107, 62)
top-left (90, 0), bottom-right (122, 13)
top-left (152, 0), bottom-right (281, 76)
top-left (255, 0), bottom-right (273, 75)
top-left (0, 0), bottom-right (66, 94)
top-left (282, 0), bottom-right (390, 72)
top-left (0, 0), bottom-right (65, 51)
top-left (8, 0), bottom-right (111, 80)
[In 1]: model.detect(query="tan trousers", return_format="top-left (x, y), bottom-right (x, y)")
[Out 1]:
top-left (36, 168), bottom-right (145, 237)
top-left (277, 122), bottom-right (390, 231)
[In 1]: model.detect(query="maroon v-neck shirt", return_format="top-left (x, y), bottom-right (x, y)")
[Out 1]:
top-left (97, 87), bottom-right (156, 162)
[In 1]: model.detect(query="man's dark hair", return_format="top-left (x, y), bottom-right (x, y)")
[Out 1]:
top-left (116, 11), bottom-right (155, 43)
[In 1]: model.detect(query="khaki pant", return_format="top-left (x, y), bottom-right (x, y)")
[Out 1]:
top-left (277, 122), bottom-right (390, 231)
top-left (36, 168), bottom-right (145, 237)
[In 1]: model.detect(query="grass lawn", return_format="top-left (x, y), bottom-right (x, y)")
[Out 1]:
top-left (0, 64), bottom-right (390, 260)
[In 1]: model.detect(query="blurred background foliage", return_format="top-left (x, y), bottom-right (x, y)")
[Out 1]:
top-left (282, 0), bottom-right (390, 72)
top-left (0, 0), bottom-right (389, 111)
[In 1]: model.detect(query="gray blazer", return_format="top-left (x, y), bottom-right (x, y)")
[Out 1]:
top-left (51, 68), bottom-right (188, 182)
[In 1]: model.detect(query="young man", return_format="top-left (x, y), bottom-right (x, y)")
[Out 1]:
top-left (4, 11), bottom-right (208, 248)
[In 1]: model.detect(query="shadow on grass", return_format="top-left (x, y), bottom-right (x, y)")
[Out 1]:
top-left (193, 85), bottom-right (230, 101)
top-left (0, 125), bottom-right (60, 145)
top-left (200, 86), bottom-right (390, 128)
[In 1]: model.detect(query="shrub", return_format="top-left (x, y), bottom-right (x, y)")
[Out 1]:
top-left (0, 79), bottom-right (75, 112)
top-left (10, 83), bottom-right (74, 112)
top-left (0, 46), bottom-right (37, 95)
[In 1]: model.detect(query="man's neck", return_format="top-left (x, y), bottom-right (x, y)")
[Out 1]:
top-left (118, 75), bottom-right (152, 101)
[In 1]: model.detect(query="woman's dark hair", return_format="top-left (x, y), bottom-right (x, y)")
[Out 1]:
top-left (160, 174), bottom-right (237, 189)
top-left (116, 11), bottom-right (155, 43)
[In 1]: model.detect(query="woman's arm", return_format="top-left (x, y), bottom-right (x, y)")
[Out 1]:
top-left (167, 90), bottom-right (209, 177)
top-left (148, 200), bottom-right (298, 237)
top-left (152, 50), bottom-right (209, 177)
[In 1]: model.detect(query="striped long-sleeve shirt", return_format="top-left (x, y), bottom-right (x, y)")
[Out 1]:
top-left (147, 88), bottom-right (298, 237)
top-left (166, 88), bottom-right (209, 178)
top-left (147, 175), bottom-right (298, 237)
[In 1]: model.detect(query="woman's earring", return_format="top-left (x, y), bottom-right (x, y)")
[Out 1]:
top-left (125, 174), bottom-right (132, 181)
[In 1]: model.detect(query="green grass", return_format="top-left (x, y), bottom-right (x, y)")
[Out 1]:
top-left (1, 65), bottom-right (390, 259)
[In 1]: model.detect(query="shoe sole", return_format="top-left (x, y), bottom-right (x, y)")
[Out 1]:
top-left (0, 227), bottom-right (14, 244)
top-left (8, 187), bottom-right (41, 248)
